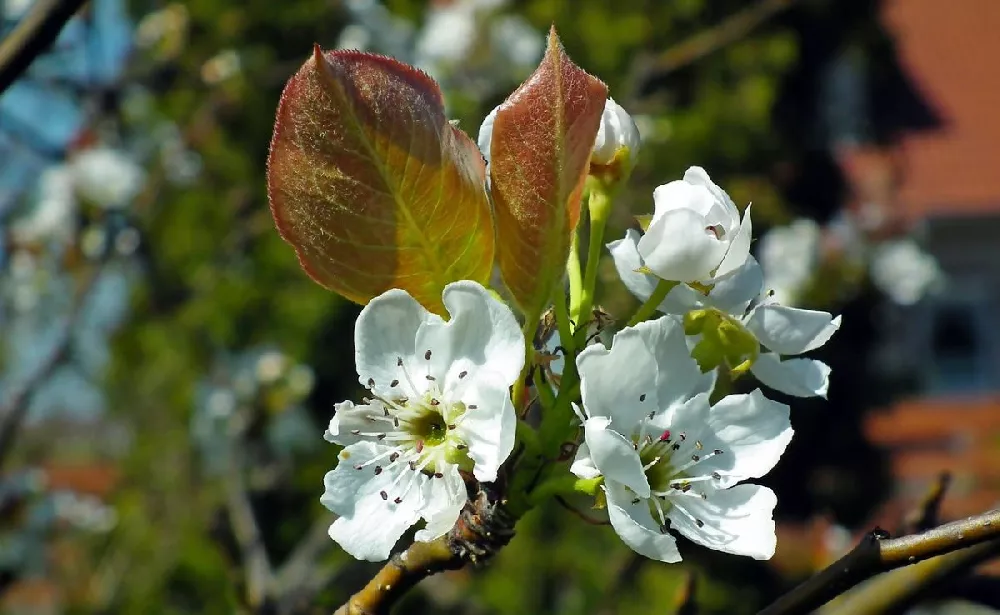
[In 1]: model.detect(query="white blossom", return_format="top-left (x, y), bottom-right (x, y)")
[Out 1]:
top-left (610, 229), bottom-right (839, 399)
top-left (571, 316), bottom-right (792, 562)
top-left (637, 167), bottom-right (753, 283)
top-left (592, 98), bottom-right (640, 167)
top-left (321, 281), bottom-right (524, 561)
top-left (869, 238), bottom-right (942, 305)
top-left (69, 147), bottom-right (145, 209)
top-left (758, 219), bottom-right (821, 306)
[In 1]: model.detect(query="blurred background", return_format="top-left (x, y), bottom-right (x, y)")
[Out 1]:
top-left (0, 0), bottom-right (998, 613)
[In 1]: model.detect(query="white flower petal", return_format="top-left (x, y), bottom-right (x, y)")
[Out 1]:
top-left (667, 483), bottom-right (778, 560)
top-left (583, 417), bottom-right (650, 497)
top-left (569, 441), bottom-right (601, 480)
top-left (608, 229), bottom-right (658, 303)
top-left (714, 203), bottom-right (753, 280)
top-left (454, 372), bottom-right (516, 482)
top-left (577, 325), bottom-right (658, 430)
top-left (746, 305), bottom-right (841, 355)
top-left (639, 315), bottom-right (711, 409)
top-left (639, 206), bottom-right (728, 283)
top-left (355, 289), bottom-right (439, 397)
top-left (414, 281), bottom-right (524, 392)
top-left (605, 482), bottom-right (682, 563)
top-left (592, 97), bottom-right (640, 165)
top-left (751, 354), bottom-right (831, 398)
top-left (682, 166), bottom-right (739, 228)
top-left (321, 441), bottom-right (423, 561)
top-left (707, 255), bottom-right (763, 316)
top-left (413, 464), bottom-right (466, 543)
top-left (325, 400), bottom-right (389, 446)
top-left (703, 389), bottom-right (793, 485)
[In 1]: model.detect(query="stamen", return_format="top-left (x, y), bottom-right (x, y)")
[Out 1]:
top-left (643, 456), bottom-right (662, 471)
top-left (374, 466), bottom-right (383, 475)
top-left (424, 350), bottom-right (432, 360)
top-left (394, 497), bottom-right (402, 504)
top-left (367, 378), bottom-right (375, 388)
top-left (694, 441), bottom-right (703, 450)
top-left (639, 393), bottom-right (646, 402)
top-left (658, 429), bottom-right (671, 442)
top-left (459, 371), bottom-right (467, 379)
top-left (390, 379), bottom-right (399, 387)
top-left (379, 490), bottom-right (388, 500)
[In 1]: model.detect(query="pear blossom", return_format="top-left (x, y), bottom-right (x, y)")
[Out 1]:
top-left (758, 218), bottom-right (822, 306)
top-left (321, 281), bottom-right (524, 561)
top-left (869, 238), bottom-right (942, 305)
top-left (591, 97), bottom-right (640, 167)
top-left (571, 316), bottom-right (792, 562)
top-left (610, 231), bottom-right (840, 398)
top-left (633, 167), bottom-right (752, 284)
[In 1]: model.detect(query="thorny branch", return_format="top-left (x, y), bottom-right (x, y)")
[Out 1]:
top-left (757, 508), bottom-right (1000, 615)
top-left (0, 0), bottom-right (89, 94)
top-left (0, 266), bottom-right (101, 470)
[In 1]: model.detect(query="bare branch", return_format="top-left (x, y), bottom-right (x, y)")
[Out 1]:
top-left (0, 0), bottom-right (89, 94)
top-left (0, 267), bottom-right (101, 469)
top-left (757, 509), bottom-right (1000, 615)
top-left (901, 472), bottom-right (951, 534)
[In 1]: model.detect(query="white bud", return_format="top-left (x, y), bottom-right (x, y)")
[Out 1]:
top-left (591, 98), bottom-right (640, 166)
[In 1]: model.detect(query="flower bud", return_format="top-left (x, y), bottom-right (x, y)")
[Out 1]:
top-left (591, 97), bottom-right (640, 168)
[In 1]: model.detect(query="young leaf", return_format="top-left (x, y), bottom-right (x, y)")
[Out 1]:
top-left (488, 28), bottom-right (607, 318)
top-left (267, 46), bottom-right (494, 313)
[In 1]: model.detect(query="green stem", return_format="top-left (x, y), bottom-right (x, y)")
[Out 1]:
top-left (567, 229), bottom-right (584, 326)
top-left (627, 279), bottom-right (678, 326)
top-left (511, 316), bottom-right (539, 413)
top-left (529, 474), bottom-right (603, 506)
top-left (577, 188), bottom-right (610, 329)
top-left (553, 284), bottom-right (574, 355)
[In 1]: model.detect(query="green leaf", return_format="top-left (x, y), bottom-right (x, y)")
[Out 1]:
top-left (488, 28), bottom-right (608, 318)
top-left (267, 45), bottom-right (494, 313)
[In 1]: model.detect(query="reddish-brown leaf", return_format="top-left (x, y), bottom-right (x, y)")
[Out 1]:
top-left (488, 28), bottom-right (607, 317)
top-left (267, 46), bottom-right (494, 313)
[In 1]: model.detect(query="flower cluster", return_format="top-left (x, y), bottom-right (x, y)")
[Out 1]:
top-left (266, 33), bottom-right (842, 570)
top-left (315, 100), bottom-right (838, 565)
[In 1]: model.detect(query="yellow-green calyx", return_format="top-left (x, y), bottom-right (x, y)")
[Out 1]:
top-left (685, 308), bottom-right (760, 375)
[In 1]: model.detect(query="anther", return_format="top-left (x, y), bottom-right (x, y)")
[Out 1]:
top-left (679, 433), bottom-right (687, 441)
top-left (379, 490), bottom-right (388, 501)
top-left (455, 444), bottom-right (467, 450)
top-left (374, 466), bottom-right (383, 475)
top-left (390, 379), bottom-right (399, 387)
top-left (408, 461), bottom-right (417, 470)
top-left (433, 472), bottom-right (443, 478)
top-left (354, 465), bottom-right (363, 470)
top-left (459, 371), bottom-right (468, 379)
top-left (430, 398), bottom-right (440, 406)
top-left (425, 375), bottom-right (436, 381)
top-left (682, 484), bottom-right (692, 493)
top-left (696, 519), bottom-right (704, 528)
top-left (389, 452), bottom-right (399, 462)
top-left (659, 523), bottom-right (669, 534)
top-left (639, 393), bottom-right (646, 402)
top-left (351, 429), bottom-right (361, 435)
top-left (671, 443), bottom-right (681, 450)
top-left (695, 441), bottom-right (703, 450)
top-left (631, 497), bottom-right (641, 505)
top-left (394, 497), bottom-right (402, 504)
top-left (448, 424), bottom-right (456, 429)
top-left (713, 449), bottom-right (723, 455)
top-left (396, 357), bottom-right (404, 367)
top-left (469, 404), bottom-right (477, 410)
top-left (377, 434), bottom-right (386, 441)
top-left (367, 378), bottom-right (375, 388)
top-left (691, 454), bottom-right (700, 462)
top-left (424, 350), bottom-right (432, 360)
top-left (658, 430), bottom-right (671, 442)
top-left (711, 471), bottom-right (721, 480)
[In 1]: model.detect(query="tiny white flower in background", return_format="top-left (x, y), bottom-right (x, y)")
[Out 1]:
top-left (591, 98), bottom-right (640, 167)
top-left (571, 315), bottom-right (792, 562)
top-left (490, 14), bottom-right (543, 67)
top-left (10, 166), bottom-right (77, 244)
top-left (869, 238), bottom-right (942, 305)
top-left (322, 281), bottom-right (524, 561)
top-left (70, 147), bottom-right (145, 209)
top-left (610, 207), bottom-right (839, 399)
top-left (637, 167), bottom-right (753, 284)
top-left (758, 218), bottom-right (821, 306)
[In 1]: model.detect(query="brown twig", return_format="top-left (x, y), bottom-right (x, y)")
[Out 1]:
top-left (0, 0), bottom-right (89, 94)
top-left (333, 490), bottom-right (515, 615)
top-left (901, 472), bottom-right (951, 534)
top-left (0, 267), bottom-right (101, 469)
top-left (626, 0), bottom-right (797, 99)
top-left (757, 509), bottom-right (1000, 615)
